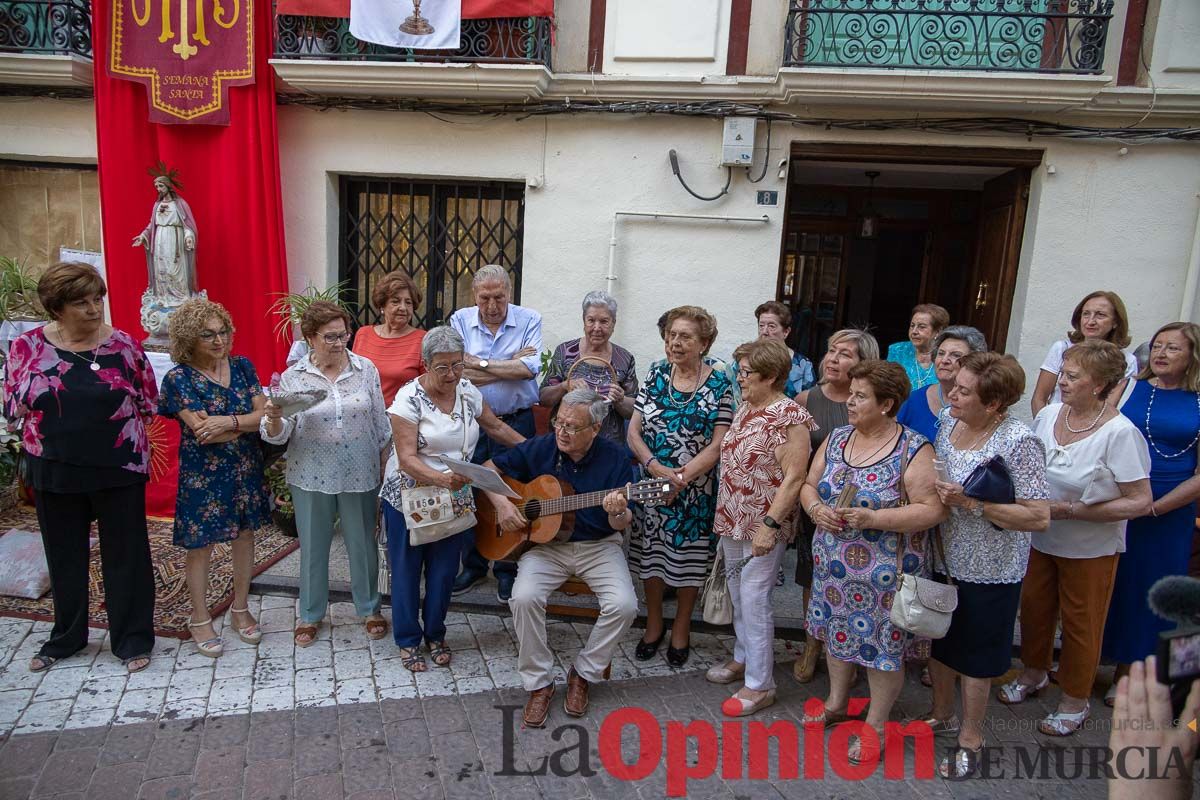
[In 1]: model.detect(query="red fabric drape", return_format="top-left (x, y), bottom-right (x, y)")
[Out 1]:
top-left (92, 0), bottom-right (291, 383)
top-left (275, 0), bottom-right (554, 19)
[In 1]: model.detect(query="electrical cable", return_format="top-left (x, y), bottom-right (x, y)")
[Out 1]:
top-left (668, 149), bottom-right (732, 201)
top-left (746, 118), bottom-right (773, 184)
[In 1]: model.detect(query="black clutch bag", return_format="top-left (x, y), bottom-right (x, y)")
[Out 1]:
top-left (962, 455), bottom-right (1015, 506)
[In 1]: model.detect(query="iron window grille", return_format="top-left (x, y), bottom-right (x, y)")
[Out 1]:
top-left (338, 177), bottom-right (526, 330)
top-left (783, 0), bottom-right (1113, 74)
top-left (0, 0), bottom-right (91, 57)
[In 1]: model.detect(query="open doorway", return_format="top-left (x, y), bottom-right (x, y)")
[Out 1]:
top-left (776, 145), bottom-right (1042, 363)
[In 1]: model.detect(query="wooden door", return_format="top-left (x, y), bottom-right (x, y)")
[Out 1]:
top-left (966, 169), bottom-right (1030, 351)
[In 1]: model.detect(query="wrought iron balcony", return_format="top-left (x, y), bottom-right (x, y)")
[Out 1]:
top-left (274, 15), bottom-right (552, 68)
top-left (783, 0), bottom-right (1113, 74)
top-left (0, 0), bottom-right (91, 57)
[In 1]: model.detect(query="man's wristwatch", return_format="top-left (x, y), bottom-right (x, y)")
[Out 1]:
top-left (763, 515), bottom-right (782, 530)
top-left (478, 359), bottom-right (490, 370)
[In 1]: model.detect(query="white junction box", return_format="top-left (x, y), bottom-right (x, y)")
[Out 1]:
top-left (721, 117), bottom-right (757, 167)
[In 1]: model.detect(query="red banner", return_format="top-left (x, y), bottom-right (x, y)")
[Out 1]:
top-left (108, 0), bottom-right (256, 125)
top-left (92, 0), bottom-right (290, 384)
top-left (276, 0), bottom-right (553, 20)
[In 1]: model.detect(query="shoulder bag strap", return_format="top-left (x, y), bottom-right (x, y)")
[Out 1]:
top-left (895, 431), bottom-right (910, 573)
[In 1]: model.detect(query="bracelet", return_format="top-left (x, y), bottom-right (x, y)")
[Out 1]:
top-left (231, 415), bottom-right (239, 432)
top-left (806, 500), bottom-right (821, 518)
top-left (644, 455), bottom-right (657, 469)
top-left (1067, 500), bottom-right (1076, 519)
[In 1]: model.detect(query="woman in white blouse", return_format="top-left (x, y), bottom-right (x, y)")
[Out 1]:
top-left (1030, 290), bottom-right (1137, 417)
top-left (1002, 340), bottom-right (1152, 736)
top-left (262, 301), bottom-right (393, 648)
top-left (383, 326), bottom-right (525, 672)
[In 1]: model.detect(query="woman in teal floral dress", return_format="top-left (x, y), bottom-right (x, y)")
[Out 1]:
top-left (627, 306), bottom-right (733, 667)
top-left (160, 299), bottom-right (271, 658)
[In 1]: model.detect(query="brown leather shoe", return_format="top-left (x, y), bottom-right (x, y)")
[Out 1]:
top-left (523, 684), bottom-right (556, 728)
top-left (565, 667), bottom-right (590, 718)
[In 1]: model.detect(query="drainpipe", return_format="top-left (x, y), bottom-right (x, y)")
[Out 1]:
top-left (606, 211), bottom-right (771, 295)
top-left (1181, 190), bottom-right (1200, 324)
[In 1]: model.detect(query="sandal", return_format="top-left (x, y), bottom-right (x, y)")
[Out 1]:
top-left (1038, 703), bottom-right (1089, 737)
top-left (996, 673), bottom-right (1050, 705)
top-left (429, 640), bottom-right (452, 668)
top-left (801, 704), bottom-right (860, 726)
top-left (365, 615), bottom-right (388, 641)
top-left (848, 725), bottom-right (885, 766)
top-left (939, 743), bottom-right (983, 779)
top-left (905, 711), bottom-right (960, 735)
top-left (28, 654), bottom-right (58, 673)
top-left (229, 607), bottom-right (262, 645)
top-left (294, 623), bottom-right (319, 649)
top-left (123, 654), bottom-right (152, 674)
top-left (721, 689), bottom-right (776, 717)
top-left (400, 647), bottom-right (427, 672)
top-left (187, 618), bottom-right (224, 658)
top-left (706, 661), bottom-right (746, 684)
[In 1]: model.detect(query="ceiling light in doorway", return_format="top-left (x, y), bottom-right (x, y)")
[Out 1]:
top-left (859, 171), bottom-right (880, 240)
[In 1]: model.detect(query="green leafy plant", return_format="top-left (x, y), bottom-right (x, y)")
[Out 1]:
top-left (268, 282), bottom-right (351, 342)
top-left (539, 347), bottom-right (554, 376)
top-left (0, 257), bottom-right (48, 321)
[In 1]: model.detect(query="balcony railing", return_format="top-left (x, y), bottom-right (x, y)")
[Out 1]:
top-left (0, 0), bottom-right (91, 57)
top-left (274, 15), bottom-right (552, 68)
top-left (783, 0), bottom-right (1113, 74)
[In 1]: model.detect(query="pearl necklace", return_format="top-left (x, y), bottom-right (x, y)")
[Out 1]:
top-left (913, 352), bottom-right (936, 386)
top-left (1145, 380), bottom-right (1200, 459)
top-left (1064, 402), bottom-right (1106, 434)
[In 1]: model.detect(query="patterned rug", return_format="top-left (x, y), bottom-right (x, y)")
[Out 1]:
top-left (0, 504), bottom-right (299, 639)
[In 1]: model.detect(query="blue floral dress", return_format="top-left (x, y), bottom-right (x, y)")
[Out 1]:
top-left (159, 355), bottom-right (272, 549)
top-left (807, 426), bottom-right (931, 671)
top-left (629, 361), bottom-right (733, 587)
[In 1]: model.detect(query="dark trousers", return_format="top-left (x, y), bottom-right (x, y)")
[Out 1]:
top-left (385, 500), bottom-right (462, 649)
top-left (461, 406), bottom-right (536, 579)
top-left (33, 483), bottom-right (155, 661)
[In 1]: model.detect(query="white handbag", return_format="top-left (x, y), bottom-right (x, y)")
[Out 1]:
top-left (701, 547), bottom-right (733, 626)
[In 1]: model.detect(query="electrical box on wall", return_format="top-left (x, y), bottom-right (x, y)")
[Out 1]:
top-left (721, 117), bottom-right (757, 167)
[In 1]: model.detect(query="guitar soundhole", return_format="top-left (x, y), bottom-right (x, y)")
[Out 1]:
top-left (525, 499), bottom-right (542, 522)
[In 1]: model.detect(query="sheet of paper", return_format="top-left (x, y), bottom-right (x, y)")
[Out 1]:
top-left (438, 456), bottom-right (521, 498)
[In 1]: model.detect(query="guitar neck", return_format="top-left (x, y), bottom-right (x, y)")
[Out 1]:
top-left (533, 487), bottom-right (620, 517)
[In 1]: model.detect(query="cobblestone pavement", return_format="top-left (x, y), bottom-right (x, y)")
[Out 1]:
top-left (0, 595), bottom-right (1189, 798)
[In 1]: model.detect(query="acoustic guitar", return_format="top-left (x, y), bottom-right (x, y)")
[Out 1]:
top-left (475, 475), bottom-right (672, 562)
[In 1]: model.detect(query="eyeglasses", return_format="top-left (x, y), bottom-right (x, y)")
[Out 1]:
top-left (1151, 344), bottom-right (1187, 356)
top-left (319, 332), bottom-right (351, 345)
top-left (431, 362), bottom-right (466, 375)
top-left (199, 330), bottom-right (231, 341)
top-left (735, 366), bottom-right (758, 378)
top-left (552, 421), bottom-right (593, 436)
top-left (935, 350), bottom-right (965, 362)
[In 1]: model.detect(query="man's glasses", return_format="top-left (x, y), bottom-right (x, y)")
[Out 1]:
top-left (552, 421), bottom-right (593, 436)
top-left (199, 330), bottom-right (231, 342)
top-left (320, 332), bottom-right (351, 345)
top-left (431, 362), bottom-right (466, 375)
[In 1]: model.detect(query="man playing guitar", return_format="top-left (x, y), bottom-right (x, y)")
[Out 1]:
top-left (481, 389), bottom-right (638, 727)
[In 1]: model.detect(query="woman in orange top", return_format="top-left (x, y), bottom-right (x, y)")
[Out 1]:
top-left (352, 272), bottom-right (426, 403)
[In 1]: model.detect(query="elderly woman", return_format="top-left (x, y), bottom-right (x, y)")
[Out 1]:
top-left (792, 327), bottom-right (879, 683)
top-left (627, 305), bottom-right (733, 667)
top-left (351, 271), bottom-right (426, 404)
top-left (896, 326), bottom-right (987, 443)
top-left (886, 304), bottom-right (950, 391)
top-left (706, 339), bottom-right (814, 715)
top-left (754, 301), bottom-right (815, 397)
top-left (1103, 323), bottom-right (1200, 696)
top-left (1002, 341), bottom-right (1153, 736)
top-left (799, 359), bottom-right (946, 763)
top-left (262, 301), bottom-right (392, 646)
top-left (4, 262), bottom-right (157, 673)
top-left (1031, 290), bottom-right (1137, 416)
top-left (160, 299), bottom-right (272, 657)
top-left (383, 326), bottom-right (525, 671)
top-left (539, 290), bottom-right (637, 443)
top-left (925, 352), bottom-right (1050, 779)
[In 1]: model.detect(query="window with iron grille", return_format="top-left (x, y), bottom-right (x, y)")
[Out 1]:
top-left (338, 177), bottom-right (525, 329)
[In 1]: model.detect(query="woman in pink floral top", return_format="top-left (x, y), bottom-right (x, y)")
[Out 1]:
top-left (708, 339), bottom-right (815, 716)
top-left (2, 263), bottom-right (158, 674)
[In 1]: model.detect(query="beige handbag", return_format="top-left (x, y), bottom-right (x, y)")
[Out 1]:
top-left (888, 436), bottom-right (958, 639)
top-left (701, 546), bottom-right (733, 626)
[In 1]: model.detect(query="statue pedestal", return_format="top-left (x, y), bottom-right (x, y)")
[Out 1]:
top-left (141, 289), bottom-right (206, 351)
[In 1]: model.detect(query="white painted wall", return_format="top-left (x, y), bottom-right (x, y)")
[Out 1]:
top-left (1147, 0), bottom-right (1200, 90)
top-left (277, 106), bottom-right (1200, 411)
top-left (0, 97), bottom-right (97, 163)
top-left (602, 0), bottom-right (732, 76)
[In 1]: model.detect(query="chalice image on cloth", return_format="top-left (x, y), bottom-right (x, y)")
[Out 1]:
top-left (399, 0), bottom-right (435, 35)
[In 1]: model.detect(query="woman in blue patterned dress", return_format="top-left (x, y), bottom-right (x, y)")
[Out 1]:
top-left (628, 305), bottom-right (733, 667)
top-left (1103, 322), bottom-right (1200, 694)
top-left (799, 360), bottom-right (946, 763)
top-left (160, 299), bottom-right (272, 658)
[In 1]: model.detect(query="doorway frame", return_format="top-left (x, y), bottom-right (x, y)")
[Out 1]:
top-left (780, 142), bottom-right (1044, 350)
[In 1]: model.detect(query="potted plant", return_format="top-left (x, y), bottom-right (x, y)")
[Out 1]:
top-left (0, 412), bottom-right (20, 511)
top-left (0, 257), bottom-right (48, 322)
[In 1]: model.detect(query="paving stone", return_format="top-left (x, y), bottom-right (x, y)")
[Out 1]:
top-left (338, 706), bottom-right (385, 750)
top-left (31, 746), bottom-right (100, 795)
top-left (200, 714), bottom-right (249, 750)
top-left (294, 773), bottom-right (342, 800)
top-left (241, 757), bottom-right (293, 800)
top-left (190, 745), bottom-right (246, 790)
top-left (0, 775), bottom-right (36, 800)
top-left (85, 762), bottom-right (146, 800)
top-left (340, 744), bottom-right (392, 794)
top-left (0, 731), bottom-right (56, 778)
top-left (293, 733), bottom-right (342, 778)
top-left (98, 722), bottom-right (156, 765)
top-left (247, 719), bottom-right (294, 763)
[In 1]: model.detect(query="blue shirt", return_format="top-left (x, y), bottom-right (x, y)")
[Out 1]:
top-left (491, 433), bottom-right (634, 543)
top-left (896, 385), bottom-right (940, 443)
top-left (449, 304), bottom-right (542, 415)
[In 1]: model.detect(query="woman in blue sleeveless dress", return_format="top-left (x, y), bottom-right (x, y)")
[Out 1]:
top-left (1102, 322), bottom-right (1200, 699)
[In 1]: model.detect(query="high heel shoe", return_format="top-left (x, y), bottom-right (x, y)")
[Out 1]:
top-left (188, 618), bottom-right (224, 658)
top-left (666, 640), bottom-right (690, 667)
top-left (635, 630), bottom-right (666, 661)
top-left (229, 607), bottom-right (262, 645)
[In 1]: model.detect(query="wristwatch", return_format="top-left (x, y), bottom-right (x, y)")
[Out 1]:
top-left (478, 359), bottom-right (490, 370)
top-left (763, 515), bottom-right (782, 530)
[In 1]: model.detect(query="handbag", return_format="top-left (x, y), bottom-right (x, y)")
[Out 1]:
top-left (962, 455), bottom-right (1015, 506)
top-left (701, 546), bottom-right (734, 625)
top-left (888, 437), bottom-right (959, 639)
top-left (398, 392), bottom-right (477, 546)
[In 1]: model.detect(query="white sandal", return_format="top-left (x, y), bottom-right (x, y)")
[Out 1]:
top-left (187, 618), bottom-right (224, 658)
top-left (229, 607), bottom-right (262, 645)
top-left (997, 673), bottom-right (1050, 705)
top-left (1039, 703), bottom-right (1090, 736)
top-left (705, 661), bottom-right (746, 684)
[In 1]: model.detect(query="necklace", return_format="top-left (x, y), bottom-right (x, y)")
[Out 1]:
top-left (1064, 402), bottom-right (1106, 434)
top-left (913, 351), bottom-right (936, 386)
top-left (666, 364), bottom-right (703, 409)
top-left (954, 416), bottom-right (1000, 451)
top-left (844, 423), bottom-right (901, 467)
top-left (52, 326), bottom-right (102, 371)
top-left (196, 359), bottom-right (227, 385)
top-left (1145, 380), bottom-right (1200, 459)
